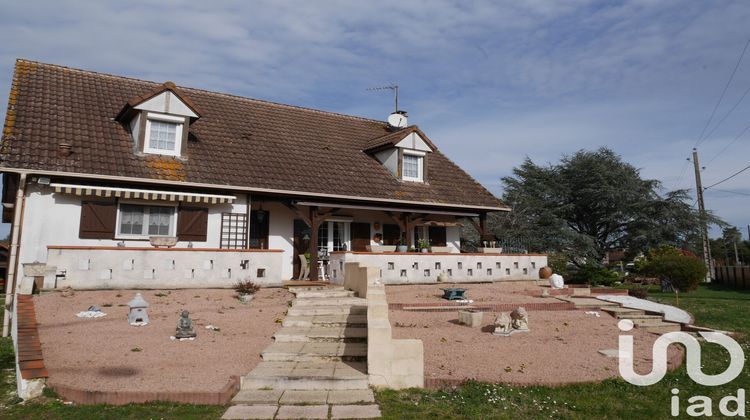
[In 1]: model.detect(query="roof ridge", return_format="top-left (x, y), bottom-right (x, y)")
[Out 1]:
top-left (15, 58), bottom-right (387, 125)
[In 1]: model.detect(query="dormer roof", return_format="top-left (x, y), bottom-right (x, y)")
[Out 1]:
top-left (364, 125), bottom-right (437, 154)
top-left (116, 81), bottom-right (203, 122)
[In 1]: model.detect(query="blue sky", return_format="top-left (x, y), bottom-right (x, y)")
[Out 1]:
top-left (1, 0), bottom-right (749, 239)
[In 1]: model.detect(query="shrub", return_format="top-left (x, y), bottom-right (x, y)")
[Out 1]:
top-left (233, 279), bottom-right (261, 295)
top-left (547, 253), bottom-right (570, 277)
top-left (569, 264), bottom-right (620, 286)
top-left (642, 254), bottom-right (706, 293)
top-left (628, 285), bottom-right (649, 299)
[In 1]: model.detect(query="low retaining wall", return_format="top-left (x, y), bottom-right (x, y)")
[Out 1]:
top-left (40, 246), bottom-right (284, 289)
top-left (390, 301), bottom-right (576, 312)
top-left (344, 262), bottom-right (424, 389)
top-left (49, 376), bottom-right (240, 405)
top-left (331, 252), bottom-right (547, 284)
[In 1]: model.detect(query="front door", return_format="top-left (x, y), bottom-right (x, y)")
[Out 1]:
top-left (350, 222), bottom-right (371, 252)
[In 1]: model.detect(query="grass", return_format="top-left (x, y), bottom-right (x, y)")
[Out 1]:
top-left (0, 285), bottom-right (748, 419)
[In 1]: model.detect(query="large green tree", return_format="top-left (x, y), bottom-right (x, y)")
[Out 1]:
top-left (490, 148), bottom-right (723, 266)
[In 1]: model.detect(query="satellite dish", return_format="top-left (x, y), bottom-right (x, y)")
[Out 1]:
top-left (387, 111), bottom-right (408, 128)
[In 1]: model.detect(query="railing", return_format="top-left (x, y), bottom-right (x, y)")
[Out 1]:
top-left (714, 266), bottom-right (750, 289)
top-left (39, 246), bottom-right (284, 289)
top-left (328, 251), bottom-right (547, 285)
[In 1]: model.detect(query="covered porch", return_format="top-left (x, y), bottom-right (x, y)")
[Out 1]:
top-left (280, 199), bottom-right (504, 282)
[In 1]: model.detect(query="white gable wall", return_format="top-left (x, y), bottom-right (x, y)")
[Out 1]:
top-left (374, 148), bottom-right (398, 177)
top-left (395, 133), bottom-right (431, 152)
top-left (134, 91), bottom-right (198, 118)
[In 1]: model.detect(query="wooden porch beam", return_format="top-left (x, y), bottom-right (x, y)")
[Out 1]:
top-left (308, 206), bottom-right (321, 281)
top-left (282, 202), bottom-right (311, 227)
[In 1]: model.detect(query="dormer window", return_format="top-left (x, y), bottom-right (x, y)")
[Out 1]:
top-left (144, 113), bottom-right (183, 156)
top-left (402, 151), bottom-right (424, 182)
top-left (116, 81), bottom-right (202, 159)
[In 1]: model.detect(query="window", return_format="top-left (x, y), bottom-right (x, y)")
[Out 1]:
top-left (143, 113), bottom-right (183, 156)
top-left (402, 151), bottom-right (424, 182)
top-left (117, 203), bottom-right (176, 238)
top-left (317, 221), bottom-right (351, 253)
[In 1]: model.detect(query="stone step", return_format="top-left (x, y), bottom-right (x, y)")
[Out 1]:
top-left (637, 322), bottom-right (682, 334)
top-left (283, 314), bottom-right (368, 328)
top-left (293, 290), bottom-right (357, 299)
top-left (241, 361), bottom-right (369, 390)
top-left (231, 388), bottom-right (375, 405)
top-left (262, 342), bottom-right (367, 362)
top-left (601, 307), bottom-right (646, 317)
top-left (293, 297), bottom-right (367, 307)
top-left (287, 305), bottom-right (367, 317)
top-left (557, 297), bottom-right (619, 308)
top-left (629, 316), bottom-right (667, 326)
top-left (274, 326), bottom-right (368, 343)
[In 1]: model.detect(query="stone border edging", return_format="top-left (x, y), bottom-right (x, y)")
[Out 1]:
top-left (16, 295), bottom-right (48, 380)
top-left (48, 375), bottom-right (240, 405)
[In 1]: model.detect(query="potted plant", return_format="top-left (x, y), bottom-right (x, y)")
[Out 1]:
top-left (233, 278), bottom-right (261, 303)
top-left (396, 237), bottom-right (408, 253)
top-left (417, 239), bottom-right (430, 253)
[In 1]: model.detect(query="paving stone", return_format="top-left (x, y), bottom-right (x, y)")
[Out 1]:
top-left (279, 390), bottom-right (329, 405)
top-left (221, 404), bottom-right (277, 419)
top-left (232, 389), bottom-right (284, 404)
top-left (327, 389), bottom-right (375, 404)
top-left (331, 404), bottom-right (382, 419)
top-left (276, 404), bottom-right (329, 419)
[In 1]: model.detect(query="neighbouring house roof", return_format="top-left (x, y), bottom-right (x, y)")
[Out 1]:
top-left (0, 60), bottom-right (508, 211)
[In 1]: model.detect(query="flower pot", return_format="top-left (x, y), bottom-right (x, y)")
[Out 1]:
top-left (420, 248), bottom-right (429, 253)
top-left (396, 245), bottom-right (408, 252)
top-left (238, 294), bottom-right (254, 304)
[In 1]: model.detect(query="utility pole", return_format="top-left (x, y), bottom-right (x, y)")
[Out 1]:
top-left (693, 148), bottom-right (713, 282)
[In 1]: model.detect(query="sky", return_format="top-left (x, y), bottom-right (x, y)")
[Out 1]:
top-left (1, 0), bottom-right (749, 239)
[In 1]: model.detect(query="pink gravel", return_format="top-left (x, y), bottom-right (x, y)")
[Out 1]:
top-left (390, 308), bottom-right (683, 386)
top-left (34, 288), bottom-right (291, 393)
top-left (386, 282), bottom-right (550, 305)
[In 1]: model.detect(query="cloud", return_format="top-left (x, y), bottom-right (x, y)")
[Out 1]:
top-left (0, 0), bottom-right (750, 237)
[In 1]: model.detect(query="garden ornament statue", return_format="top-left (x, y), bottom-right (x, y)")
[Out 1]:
top-left (175, 310), bottom-right (197, 339)
top-left (493, 312), bottom-right (513, 336)
top-left (511, 307), bottom-right (529, 331)
top-left (127, 293), bottom-right (149, 326)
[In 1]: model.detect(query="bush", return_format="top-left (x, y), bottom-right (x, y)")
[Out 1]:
top-left (569, 264), bottom-right (620, 286)
top-left (233, 279), bottom-right (261, 295)
top-left (642, 254), bottom-right (706, 293)
top-left (546, 253), bottom-right (569, 277)
top-left (628, 285), bottom-right (649, 299)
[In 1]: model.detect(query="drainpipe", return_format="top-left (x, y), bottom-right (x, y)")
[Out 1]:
top-left (245, 194), bottom-right (251, 248)
top-left (3, 172), bottom-right (27, 337)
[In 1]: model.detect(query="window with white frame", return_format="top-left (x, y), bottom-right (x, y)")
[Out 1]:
top-left (402, 151), bottom-right (424, 182)
top-left (117, 203), bottom-right (176, 238)
top-left (143, 113), bottom-right (184, 156)
top-left (317, 221), bottom-right (351, 253)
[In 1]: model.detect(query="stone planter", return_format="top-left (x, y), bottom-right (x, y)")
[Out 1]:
top-left (366, 245), bottom-right (397, 253)
top-left (396, 245), bottom-right (408, 252)
top-left (238, 294), bottom-right (255, 304)
top-left (430, 246), bottom-right (452, 253)
top-left (420, 248), bottom-right (429, 253)
top-left (458, 310), bottom-right (483, 328)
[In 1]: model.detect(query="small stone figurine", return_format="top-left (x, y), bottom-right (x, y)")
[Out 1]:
top-left (493, 312), bottom-right (513, 336)
top-left (510, 307), bottom-right (529, 332)
top-left (175, 310), bottom-right (197, 339)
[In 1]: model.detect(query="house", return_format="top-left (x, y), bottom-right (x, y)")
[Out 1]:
top-left (0, 60), bottom-right (547, 327)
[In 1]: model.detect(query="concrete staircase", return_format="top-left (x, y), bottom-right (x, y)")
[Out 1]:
top-left (602, 306), bottom-right (682, 334)
top-left (223, 286), bottom-right (381, 420)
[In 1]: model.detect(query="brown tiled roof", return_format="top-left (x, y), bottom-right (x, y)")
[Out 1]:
top-left (364, 125), bottom-right (437, 153)
top-left (1, 60), bottom-right (507, 210)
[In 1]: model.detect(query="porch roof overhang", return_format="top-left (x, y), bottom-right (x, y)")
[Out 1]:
top-left (292, 200), bottom-right (479, 217)
top-left (50, 183), bottom-right (236, 204)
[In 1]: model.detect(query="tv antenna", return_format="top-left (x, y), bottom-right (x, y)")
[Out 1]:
top-left (366, 84), bottom-right (399, 112)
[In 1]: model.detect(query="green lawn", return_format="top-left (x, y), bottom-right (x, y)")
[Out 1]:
top-left (1, 285), bottom-right (748, 419)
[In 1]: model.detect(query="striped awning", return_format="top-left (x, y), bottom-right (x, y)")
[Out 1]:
top-left (50, 183), bottom-right (236, 204)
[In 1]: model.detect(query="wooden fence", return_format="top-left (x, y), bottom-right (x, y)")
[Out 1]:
top-left (714, 266), bottom-right (750, 289)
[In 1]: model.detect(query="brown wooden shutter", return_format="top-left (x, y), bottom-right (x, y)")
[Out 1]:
top-left (177, 206), bottom-right (208, 242)
top-left (79, 201), bottom-right (117, 239)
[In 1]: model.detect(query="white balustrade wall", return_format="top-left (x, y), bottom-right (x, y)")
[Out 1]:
top-left (40, 247), bottom-right (284, 289)
top-left (328, 251), bottom-right (547, 285)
